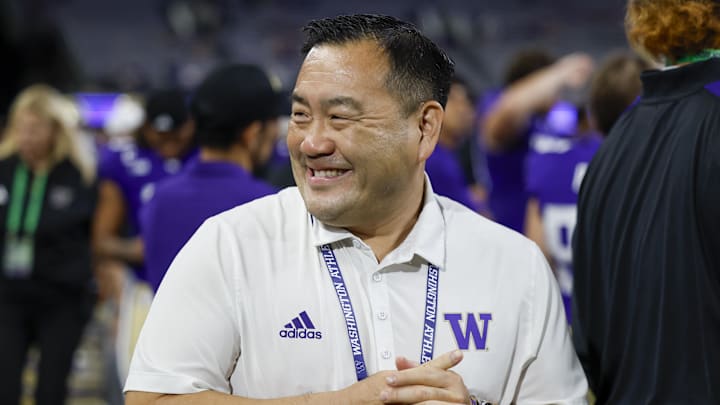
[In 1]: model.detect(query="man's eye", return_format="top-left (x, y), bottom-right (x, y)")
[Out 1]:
top-left (292, 112), bottom-right (310, 121)
top-left (330, 115), bottom-right (348, 121)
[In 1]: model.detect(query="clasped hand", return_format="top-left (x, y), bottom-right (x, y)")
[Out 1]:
top-left (345, 349), bottom-right (471, 404)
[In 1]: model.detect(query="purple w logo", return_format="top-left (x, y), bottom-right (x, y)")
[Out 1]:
top-left (444, 313), bottom-right (492, 350)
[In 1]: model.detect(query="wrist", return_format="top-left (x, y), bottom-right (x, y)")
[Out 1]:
top-left (469, 395), bottom-right (492, 405)
top-left (298, 389), bottom-right (347, 405)
top-left (334, 385), bottom-right (362, 405)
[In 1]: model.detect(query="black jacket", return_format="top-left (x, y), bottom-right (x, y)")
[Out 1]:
top-left (573, 58), bottom-right (720, 404)
top-left (0, 155), bottom-right (97, 289)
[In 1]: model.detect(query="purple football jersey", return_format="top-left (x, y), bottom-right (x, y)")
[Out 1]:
top-left (526, 132), bottom-right (602, 321)
top-left (480, 94), bottom-right (580, 232)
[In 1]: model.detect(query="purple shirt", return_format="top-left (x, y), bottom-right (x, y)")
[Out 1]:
top-left (479, 90), bottom-right (532, 232)
top-left (526, 132), bottom-right (601, 321)
top-left (425, 144), bottom-right (476, 211)
top-left (140, 160), bottom-right (277, 291)
top-left (98, 141), bottom-right (197, 234)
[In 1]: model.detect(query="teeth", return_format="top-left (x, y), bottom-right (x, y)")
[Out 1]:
top-left (313, 169), bottom-right (345, 178)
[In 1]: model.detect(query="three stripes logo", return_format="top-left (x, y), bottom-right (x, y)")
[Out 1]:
top-left (279, 311), bottom-right (322, 339)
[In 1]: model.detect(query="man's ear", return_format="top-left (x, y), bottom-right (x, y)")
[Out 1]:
top-left (239, 121), bottom-right (263, 148)
top-left (416, 101), bottom-right (443, 163)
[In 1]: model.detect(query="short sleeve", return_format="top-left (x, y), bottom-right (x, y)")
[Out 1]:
top-left (513, 245), bottom-right (588, 404)
top-left (124, 217), bottom-right (241, 394)
top-left (97, 145), bottom-right (122, 182)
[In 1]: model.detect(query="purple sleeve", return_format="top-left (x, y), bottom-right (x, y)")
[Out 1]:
top-left (98, 145), bottom-right (123, 182)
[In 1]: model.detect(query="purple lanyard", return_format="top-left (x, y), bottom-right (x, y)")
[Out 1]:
top-left (320, 243), bottom-right (440, 381)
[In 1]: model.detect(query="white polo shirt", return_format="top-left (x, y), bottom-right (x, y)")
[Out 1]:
top-left (125, 183), bottom-right (588, 404)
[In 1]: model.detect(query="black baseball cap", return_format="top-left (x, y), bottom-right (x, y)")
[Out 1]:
top-left (190, 64), bottom-right (286, 134)
top-left (144, 89), bottom-right (190, 132)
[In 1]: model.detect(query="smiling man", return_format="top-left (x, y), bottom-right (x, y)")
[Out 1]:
top-left (125, 14), bottom-right (587, 405)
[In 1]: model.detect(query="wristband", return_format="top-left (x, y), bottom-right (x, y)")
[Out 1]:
top-left (469, 395), bottom-right (492, 405)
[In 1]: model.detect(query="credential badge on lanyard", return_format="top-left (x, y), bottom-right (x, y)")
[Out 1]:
top-left (3, 162), bottom-right (47, 279)
top-left (320, 243), bottom-right (440, 381)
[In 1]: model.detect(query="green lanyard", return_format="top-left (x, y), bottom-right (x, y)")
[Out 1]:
top-left (6, 162), bottom-right (48, 237)
top-left (676, 49), bottom-right (720, 65)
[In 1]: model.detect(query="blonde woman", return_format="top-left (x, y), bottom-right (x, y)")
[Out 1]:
top-left (0, 84), bottom-right (98, 404)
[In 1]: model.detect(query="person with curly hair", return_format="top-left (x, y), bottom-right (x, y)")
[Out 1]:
top-left (572, 0), bottom-right (720, 403)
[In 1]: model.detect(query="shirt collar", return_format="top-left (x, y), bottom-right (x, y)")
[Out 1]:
top-left (309, 174), bottom-right (447, 269)
top-left (309, 215), bottom-right (354, 247)
top-left (642, 57), bottom-right (720, 100)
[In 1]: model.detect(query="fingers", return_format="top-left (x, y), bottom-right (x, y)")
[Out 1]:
top-left (396, 356), bottom-right (419, 371)
top-left (387, 366), bottom-right (459, 390)
top-left (378, 350), bottom-right (466, 404)
top-left (422, 349), bottom-right (464, 370)
top-left (379, 384), bottom-right (467, 404)
top-left (388, 350), bottom-right (463, 387)
top-left (379, 350), bottom-right (467, 404)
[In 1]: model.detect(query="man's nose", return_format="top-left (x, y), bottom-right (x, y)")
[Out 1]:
top-left (300, 121), bottom-right (334, 157)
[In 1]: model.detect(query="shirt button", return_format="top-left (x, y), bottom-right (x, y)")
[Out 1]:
top-left (382, 350), bottom-right (392, 359)
top-left (377, 311), bottom-right (388, 320)
top-left (372, 273), bottom-right (382, 282)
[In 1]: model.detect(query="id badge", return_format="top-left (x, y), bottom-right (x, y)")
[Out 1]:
top-left (3, 236), bottom-right (34, 279)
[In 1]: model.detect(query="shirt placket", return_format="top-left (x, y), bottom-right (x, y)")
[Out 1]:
top-left (369, 263), bottom-right (395, 370)
top-left (346, 239), bottom-right (397, 372)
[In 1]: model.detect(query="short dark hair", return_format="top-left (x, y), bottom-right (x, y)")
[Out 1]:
top-left (589, 52), bottom-right (649, 135)
top-left (301, 14), bottom-right (455, 116)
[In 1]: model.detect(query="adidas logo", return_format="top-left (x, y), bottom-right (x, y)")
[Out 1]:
top-left (279, 311), bottom-right (322, 339)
